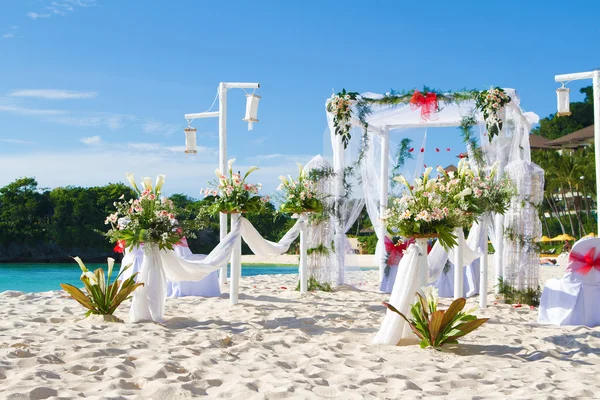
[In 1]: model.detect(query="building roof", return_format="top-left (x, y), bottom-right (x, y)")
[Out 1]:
top-left (529, 134), bottom-right (552, 149)
top-left (546, 125), bottom-right (594, 149)
top-left (444, 164), bottom-right (457, 172)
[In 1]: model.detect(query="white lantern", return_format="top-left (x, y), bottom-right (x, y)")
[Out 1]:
top-left (242, 93), bottom-right (260, 130)
top-left (184, 127), bottom-right (197, 154)
top-left (556, 86), bottom-right (571, 117)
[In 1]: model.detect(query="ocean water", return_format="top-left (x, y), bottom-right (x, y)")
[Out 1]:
top-left (0, 263), bottom-right (299, 293)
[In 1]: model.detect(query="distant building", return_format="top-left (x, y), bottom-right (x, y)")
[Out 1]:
top-left (546, 125), bottom-right (594, 149)
top-left (444, 164), bottom-right (457, 172)
top-left (529, 134), bottom-right (552, 149)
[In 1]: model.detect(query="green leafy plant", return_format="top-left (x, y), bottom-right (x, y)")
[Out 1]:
top-left (496, 277), bottom-right (542, 307)
top-left (60, 257), bottom-right (143, 317)
top-left (383, 287), bottom-right (488, 349)
top-left (295, 276), bottom-right (332, 292)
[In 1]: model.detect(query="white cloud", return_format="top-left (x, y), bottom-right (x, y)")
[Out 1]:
top-left (142, 120), bottom-right (180, 136)
top-left (9, 89), bottom-right (97, 100)
top-left (0, 105), bottom-right (66, 116)
top-left (2, 33), bottom-right (15, 39)
top-left (0, 139), bottom-right (38, 145)
top-left (49, 113), bottom-right (133, 130)
top-left (79, 135), bottom-right (102, 145)
top-left (26, 12), bottom-right (51, 19)
top-left (251, 136), bottom-right (268, 145)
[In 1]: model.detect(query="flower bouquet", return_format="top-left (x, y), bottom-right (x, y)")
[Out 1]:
top-left (326, 89), bottom-right (358, 148)
top-left (384, 168), bottom-right (459, 249)
top-left (383, 286), bottom-right (488, 349)
top-left (277, 163), bottom-right (324, 214)
top-left (435, 159), bottom-right (485, 227)
top-left (201, 158), bottom-right (268, 214)
top-left (104, 173), bottom-right (196, 251)
top-left (475, 87), bottom-right (511, 140)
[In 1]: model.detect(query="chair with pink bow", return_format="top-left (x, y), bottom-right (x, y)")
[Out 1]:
top-left (538, 237), bottom-right (600, 326)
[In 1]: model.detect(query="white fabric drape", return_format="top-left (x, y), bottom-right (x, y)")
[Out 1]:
top-left (427, 230), bottom-right (481, 284)
top-left (129, 220), bottom-right (242, 323)
top-left (373, 243), bottom-right (422, 345)
top-left (240, 216), bottom-right (303, 257)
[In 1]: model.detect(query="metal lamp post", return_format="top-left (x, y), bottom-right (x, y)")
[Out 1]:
top-left (184, 82), bottom-right (260, 286)
top-left (554, 70), bottom-right (600, 235)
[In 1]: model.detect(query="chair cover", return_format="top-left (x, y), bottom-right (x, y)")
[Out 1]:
top-left (538, 238), bottom-right (600, 327)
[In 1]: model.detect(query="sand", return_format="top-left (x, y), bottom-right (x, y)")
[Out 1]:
top-left (1, 256), bottom-right (599, 399)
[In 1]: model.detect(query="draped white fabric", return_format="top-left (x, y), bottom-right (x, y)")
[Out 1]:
top-left (120, 244), bottom-right (220, 299)
top-left (129, 220), bottom-right (242, 323)
top-left (373, 243), bottom-right (422, 345)
top-left (304, 155), bottom-right (336, 285)
top-left (128, 215), bottom-right (307, 323)
top-left (427, 229), bottom-right (481, 284)
top-left (240, 216), bottom-right (303, 257)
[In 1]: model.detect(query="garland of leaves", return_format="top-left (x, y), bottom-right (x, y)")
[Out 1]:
top-left (390, 138), bottom-right (414, 187)
top-left (459, 115), bottom-right (485, 168)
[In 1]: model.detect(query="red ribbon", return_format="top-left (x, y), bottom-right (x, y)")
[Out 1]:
top-left (113, 240), bottom-right (126, 254)
top-left (567, 247), bottom-right (600, 275)
top-left (385, 237), bottom-right (414, 267)
top-left (410, 91), bottom-right (439, 121)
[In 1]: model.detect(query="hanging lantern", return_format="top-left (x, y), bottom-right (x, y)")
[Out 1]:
top-left (184, 127), bottom-right (197, 154)
top-left (556, 85), bottom-right (571, 117)
top-left (243, 93), bottom-right (260, 130)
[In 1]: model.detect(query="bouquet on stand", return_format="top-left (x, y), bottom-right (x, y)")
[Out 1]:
top-left (200, 159), bottom-right (268, 214)
top-left (104, 174), bottom-right (198, 251)
top-left (277, 163), bottom-right (324, 214)
top-left (384, 168), bottom-right (460, 249)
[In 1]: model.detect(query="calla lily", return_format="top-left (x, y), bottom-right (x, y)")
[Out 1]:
top-left (215, 168), bottom-right (224, 180)
top-left (436, 165), bottom-right (446, 176)
top-left (107, 257), bottom-right (115, 279)
top-left (155, 174), bottom-right (166, 193)
top-left (297, 163), bottom-right (305, 178)
top-left (142, 177), bottom-right (152, 190)
top-left (489, 161), bottom-right (500, 180)
top-left (228, 158), bottom-right (236, 174)
top-left (73, 256), bottom-right (88, 272)
top-left (454, 188), bottom-right (472, 200)
top-left (125, 173), bottom-right (139, 193)
top-left (82, 271), bottom-right (98, 286)
top-left (279, 175), bottom-right (287, 182)
top-left (244, 166), bottom-right (259, 180)
top-left (393, 175), bottom-right (410, 188)
top-left (423, 167), bottom-right (433, 180)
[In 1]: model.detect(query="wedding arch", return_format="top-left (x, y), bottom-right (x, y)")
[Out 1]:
top-left (325, 86), bottom-right (542, 306)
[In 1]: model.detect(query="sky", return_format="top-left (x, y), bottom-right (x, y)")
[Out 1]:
top-left (0, 0), bottom-right (599, 198)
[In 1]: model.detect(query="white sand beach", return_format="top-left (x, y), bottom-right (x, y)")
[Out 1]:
top-left (1, 256), bottom-right (599, 399)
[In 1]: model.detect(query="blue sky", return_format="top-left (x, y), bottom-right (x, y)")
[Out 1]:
top-left (0, 0), bottom-right (599, 197)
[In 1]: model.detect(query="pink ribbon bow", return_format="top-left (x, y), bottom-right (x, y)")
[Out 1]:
top-left (177, 237), bottom-right (189, 247)
top-left (567, 247), bottom-right (600, 275)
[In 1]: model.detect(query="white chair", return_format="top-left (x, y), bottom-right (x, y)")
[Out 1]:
top-left (538, 237), bottom-right (600, 327)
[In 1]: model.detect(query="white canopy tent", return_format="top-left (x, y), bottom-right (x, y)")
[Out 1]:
top-left (327, 88), bottom-right (540, 305)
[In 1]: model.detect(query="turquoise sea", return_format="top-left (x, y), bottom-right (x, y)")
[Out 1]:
top-left (0, 263), bottom-right (299, 293)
